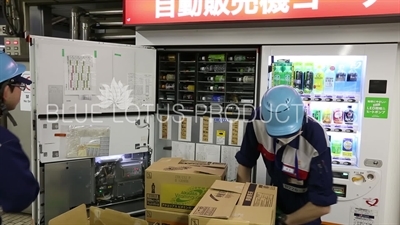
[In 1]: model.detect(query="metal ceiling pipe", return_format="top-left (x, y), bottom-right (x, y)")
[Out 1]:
top-left (71, 7), bottom-right (87, 39)
top-left (87, 9), bottom-right (122, 16)
top-left (80, 17), bottom-right (96, 40)
top-left (92, 34), bottom-right (136, 40)
top-left (52, 16), bottom-right (67, 25)
top-left (96, 21), bottom-right (123, 27)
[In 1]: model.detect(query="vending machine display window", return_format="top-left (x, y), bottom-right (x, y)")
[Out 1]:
top-left (270, 55), bottom-right (366, 167)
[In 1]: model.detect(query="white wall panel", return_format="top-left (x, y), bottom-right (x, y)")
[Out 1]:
top-left (137, 23), bottom-right (400, 46)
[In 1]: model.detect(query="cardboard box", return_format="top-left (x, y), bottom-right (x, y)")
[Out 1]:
top-left (49, 204), bottom-right (148, 225)
top-left (145, 157), bottom-right (227, 213)
top-left (189, 180), bottom-right (277, 225)
top-left (146, 209), bottom-right (189, 225)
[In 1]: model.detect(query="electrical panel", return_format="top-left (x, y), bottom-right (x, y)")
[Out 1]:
top-left (42, 151), bottom-right (151, 224)
top-left (94, 152), bottom-right (149, 204)
top-left (4, 37), bottom-right (28, 56)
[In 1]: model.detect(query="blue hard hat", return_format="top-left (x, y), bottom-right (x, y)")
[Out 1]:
top-left (0, 52), bottom-right (30, 84)
top-left (261, 85), bottom-right (305, 137)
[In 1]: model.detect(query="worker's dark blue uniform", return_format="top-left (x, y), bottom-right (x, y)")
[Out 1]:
top-left (0, 126), bottom-right (40, 214)
top-left (235, 108), bottom-right (337, 225)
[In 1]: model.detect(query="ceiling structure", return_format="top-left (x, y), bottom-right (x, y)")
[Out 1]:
top-left (39, 2), bottom-right (125, 37)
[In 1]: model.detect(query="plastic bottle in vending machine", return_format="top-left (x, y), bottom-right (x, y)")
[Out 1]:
top-left (336, 64), bottom-right (346, 81)
top-left (313, 65), bottom-right (325, 94)
top-left (303, 62), bottom-right (314, 94)
top-left (212, 94), bottom-right (224, 102)
top-left (342, 137), bottom-right (354, 157)
top-left (312, 109), bottom-right (322, 122)
top-left (331, 137), bottom-right (342, 156)
top-left (343, 105), bottom-right (355, 125)
top-left (208, 85), bottom-right (224, 91)
top-left (201, 95), bottom-right (213, 101)
top-left (216, 75), bottom-right (225, 82)
top-left (346, 65), bottom-right (358, 82)
top-left (281, 63), bottom-right (293, 86)
top-left (293, 62), bottom-right (304, 92)
top-left (324, 66), bottom-right (336, 95)
top-left (333, 108), bottom-right (343, 124)
top-left (322, 107), bottom-right (332, 124)
top-left (272, 63), bottom-right (282, 87)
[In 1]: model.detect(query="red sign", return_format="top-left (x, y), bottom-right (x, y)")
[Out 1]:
top-left (123, 0), bottom-right (400, 25)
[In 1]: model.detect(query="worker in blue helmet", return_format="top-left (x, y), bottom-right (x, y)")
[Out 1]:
top-left (235, 85), bottom-right (337, 225)
top-left (0, 52), bottom-right (40, 222)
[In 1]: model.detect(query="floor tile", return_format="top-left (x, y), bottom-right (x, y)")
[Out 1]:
top-left (2, 213), bottom-right (32, 225)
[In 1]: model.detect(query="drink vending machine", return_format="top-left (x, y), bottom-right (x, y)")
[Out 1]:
top-left (257, 44), bottom-right (399, 225)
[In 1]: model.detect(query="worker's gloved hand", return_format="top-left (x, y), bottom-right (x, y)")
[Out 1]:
top-left (276, 208), bottom-right (283, 217)
top-left (275, 208), bottom-right (284, 225)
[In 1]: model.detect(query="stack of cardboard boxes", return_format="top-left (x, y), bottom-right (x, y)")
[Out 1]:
top-left (48, 157), bottom-right (278, 225)
top-left (144, 158), bottom-right (227, 225)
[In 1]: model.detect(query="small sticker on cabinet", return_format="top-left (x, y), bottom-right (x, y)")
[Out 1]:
top-left (350, 207), bottom-right (378, 225)
top-left (216, 130), bottom-right (226, 145)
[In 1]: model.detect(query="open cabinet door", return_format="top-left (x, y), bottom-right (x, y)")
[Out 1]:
top-left (29, 36), bottom-right (157, 115)
top-left (257, 44), bottom-right (398, 225)
top-left (28, 36), bottom-right (157, 224)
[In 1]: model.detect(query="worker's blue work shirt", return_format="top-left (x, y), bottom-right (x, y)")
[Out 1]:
top-left (0, 126), bottom-right (39, 217)
top-left (235, 108), bottom-right (337, 225)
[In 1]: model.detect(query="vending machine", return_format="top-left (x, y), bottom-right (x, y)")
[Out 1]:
top-left (257, 44), bottom-right (399, 225)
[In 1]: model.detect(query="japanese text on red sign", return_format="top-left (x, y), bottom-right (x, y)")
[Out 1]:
top-left (155, 0), bottom-right (320, 18)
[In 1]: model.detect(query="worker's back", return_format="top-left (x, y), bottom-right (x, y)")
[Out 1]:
top-left (0, 126), bottom-right (39, 216)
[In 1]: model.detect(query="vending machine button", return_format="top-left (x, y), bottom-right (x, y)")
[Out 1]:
top-left (367, 174), bottom-right (375, 180)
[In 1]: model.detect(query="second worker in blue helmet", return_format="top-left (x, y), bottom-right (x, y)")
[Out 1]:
top-left (235, 85), bottom-right (337, 225)
top-left (0, 52), bottom-right (40, 225)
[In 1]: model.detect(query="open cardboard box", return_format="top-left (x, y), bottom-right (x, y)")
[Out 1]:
top-left (189, 180), bottom-right (277, 225)
top-left (49, 204), bottom-right (148, 225)
top-left (146, 208), bottom-right (188, 225)
top-left (145, 157), bottom-right (227, 213)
